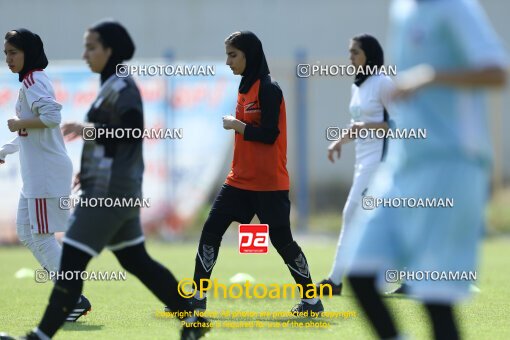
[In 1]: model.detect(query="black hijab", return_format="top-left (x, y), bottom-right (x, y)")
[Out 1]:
top-left (89, 20), bottom-right (135, 84)
top-left (226, 31), bottom-right (270, 94)
top-left (5, 29), bottom-right (48, 82)
top-left (352, 34), bottom-right (384, 87)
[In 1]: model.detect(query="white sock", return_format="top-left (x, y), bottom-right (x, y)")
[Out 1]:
top-left (194, 291), bottom-right (207, 300)
top-left (329, 201), bottom-right (358, 284)
top-left (33, 328), bottom-right (51, 340)
top-left (302, 298), bottom-right (319, 305)
top-left (388, 335), bottom-right (409, 340)
top-left (32, 233), bottom-right (62, 273)
top-left (16, 224), bottom-right (48, 268)
top-left (183, 316), bottom-right (197, 323)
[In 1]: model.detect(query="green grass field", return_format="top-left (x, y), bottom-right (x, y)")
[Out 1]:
top-left (0, 237), bottom-right (509, 340)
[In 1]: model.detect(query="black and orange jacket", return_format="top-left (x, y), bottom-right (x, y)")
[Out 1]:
top-left (225, 75), bottom-right (289, 191)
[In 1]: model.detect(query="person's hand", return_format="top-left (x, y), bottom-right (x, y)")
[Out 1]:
top-left (222, 115), bottom-right (237, 130)
top-left (62, 122), bottom-right (85, 141)
top-left (72, 172), bottom-right (80, 192)
top-left (0, 159), bottom-right (5, 165)
top-left (7, 118), bottom-right (21, 132)
top-left (392, 64), bottom-right (436, 100)
top-left (328, 140), bottom-right (342, 163)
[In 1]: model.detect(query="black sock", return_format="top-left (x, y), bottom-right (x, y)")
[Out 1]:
top-left (193, 231), bottom-right (223, 290)
top-left (114, 243), bottom-right (190, 314)
top-left (38, 244), bottom-right (91, 337)
top-left (424, 303), bottom-right (459, 340)
top-left (277, 241), bottom-right (315, 298)
top-left (348, 275), bottom-right (398, 339)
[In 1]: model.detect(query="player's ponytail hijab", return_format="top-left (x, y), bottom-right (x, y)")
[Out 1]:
top-left (225, 31), bottom-right (270, 94)
top-left (4, 28), bottom-right (48, 82)
top-left (89, 20), bottom-right (135, 84)
top-left (352, 34), bottom-right (384, 87)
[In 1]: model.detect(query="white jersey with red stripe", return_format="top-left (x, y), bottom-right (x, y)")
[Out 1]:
top-left (14, 69), bottom-right (73, 198)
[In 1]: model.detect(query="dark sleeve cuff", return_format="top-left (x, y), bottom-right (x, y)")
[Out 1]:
top-left (243, 124), bottom-right (279, 144)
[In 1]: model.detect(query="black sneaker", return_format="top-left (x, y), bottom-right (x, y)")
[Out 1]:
top-left (316, 278), bottom-right (342, 296)
top-left (290, 300), bottom-right (324, 317)
top-left (0, 331), bottom-right (40, 340)
top-left (189, 296), bottom-right (207, 313)
top-left (66, 295), bottom-right (91, 322)
top-left (20, 332), bottom-right (40, 340)
top-left (180, 316), bottom-right (211, 340)
top-left (165, 296), bottom-right (207, 313)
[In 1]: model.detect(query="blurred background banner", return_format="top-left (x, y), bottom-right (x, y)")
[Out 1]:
top-left (0, 62), bottom-right (239, 242)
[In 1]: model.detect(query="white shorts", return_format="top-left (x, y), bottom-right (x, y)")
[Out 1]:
top-left (16, 194), bottom-right (70, 234)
